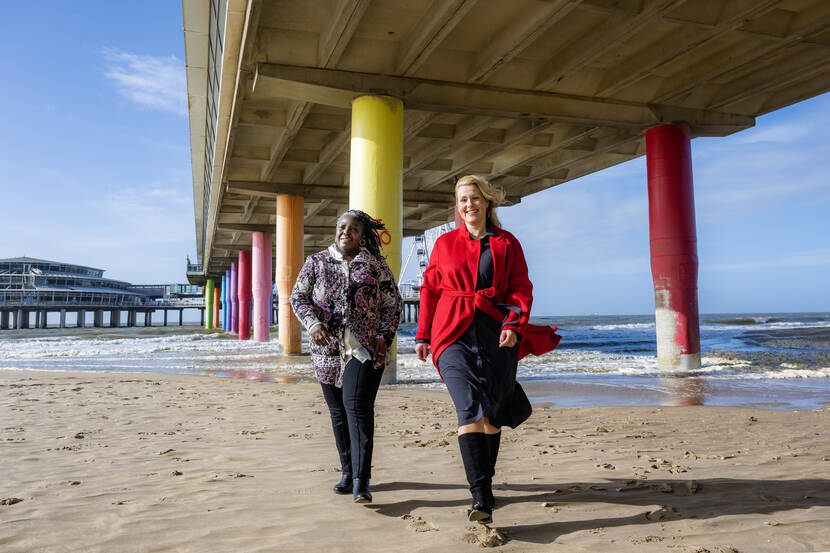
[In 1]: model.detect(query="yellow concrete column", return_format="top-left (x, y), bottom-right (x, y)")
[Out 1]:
top-left (349, 95), bottom-right (403, 384)
top-left (276, 194), bottom-right (304, 354)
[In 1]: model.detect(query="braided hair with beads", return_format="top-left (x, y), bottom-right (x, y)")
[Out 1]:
top-left (340, 209), bottom-right (387, 259)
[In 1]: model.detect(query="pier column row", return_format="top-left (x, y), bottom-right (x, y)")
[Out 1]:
top-left (252, 231), bottom-right (272, 343)
top-left (349, 94), bottom-right (403, 384)
top-left (238, 251), bottom-right (252, 340)
top-left (276, 194), bottom-right (304, 353)
top-left (646, 123), bottom-right (701, 371)
top-left (205, 279), bottom-right (215, 329)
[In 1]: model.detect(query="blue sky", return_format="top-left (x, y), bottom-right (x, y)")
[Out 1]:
top-left (2, 2), bottom-right (828, 316)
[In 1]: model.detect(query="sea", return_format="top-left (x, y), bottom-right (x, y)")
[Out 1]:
top-left (2, 312), bottom-right (829, 410)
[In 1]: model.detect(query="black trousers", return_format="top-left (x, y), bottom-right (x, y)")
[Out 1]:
top-left (320, 358), bottom-right (384, 479)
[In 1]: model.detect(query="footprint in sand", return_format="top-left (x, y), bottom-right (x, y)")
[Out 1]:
top-left (461, 525), bottom-right (508, 547)
top-left (400, 514), bottom-right (438, 532)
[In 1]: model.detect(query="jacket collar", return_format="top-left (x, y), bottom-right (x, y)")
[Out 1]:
top-left (327, 244), bottom-right (371, 263)
top-left (455, 220), bottom-right (506, 242)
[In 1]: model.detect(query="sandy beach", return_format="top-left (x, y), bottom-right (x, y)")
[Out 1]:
top-left (2, 369), bottom-right (829, 552)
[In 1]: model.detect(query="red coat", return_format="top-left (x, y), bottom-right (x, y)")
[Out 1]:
top-left (416, 225), bottom-right (560, 370)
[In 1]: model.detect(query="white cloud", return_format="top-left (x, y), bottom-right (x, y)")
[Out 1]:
top-left (101, 49), bottom-right (186, 115)
top-left (707, 248), bottom-right (830, 271)
top-left (732, 122), bottom-right (812, 144)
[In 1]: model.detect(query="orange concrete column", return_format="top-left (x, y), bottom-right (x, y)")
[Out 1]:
top-left (276, 194), bottom-right (304, 354)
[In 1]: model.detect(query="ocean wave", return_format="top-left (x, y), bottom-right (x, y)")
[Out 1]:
top-left (591, 322), bottom-right (655, 330)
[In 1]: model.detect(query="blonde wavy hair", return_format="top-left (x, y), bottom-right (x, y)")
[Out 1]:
top-left (455, 174), bottom-right (505, 228)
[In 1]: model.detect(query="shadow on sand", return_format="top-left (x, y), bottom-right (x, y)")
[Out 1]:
top-left (367, 477), bottom-right (830, 544)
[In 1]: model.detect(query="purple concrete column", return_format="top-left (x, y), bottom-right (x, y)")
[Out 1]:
top-left (252, 231), bottom-right (273, 342)
top-left (224, 269), bottom-right (231, 332)
top-left (230, 262), bottom-right (239, 334)
top-left (238, 250), bottom-right (252, 340)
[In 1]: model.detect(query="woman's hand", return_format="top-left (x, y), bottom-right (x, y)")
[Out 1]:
top-left (499, 328), bottom-right (518, 348)
top-left (309, 323), bottom-right (333, 347)
top-left (415, 342), bottom-right (430, 362)
top-left (374, 338), bottom-right (387, 368)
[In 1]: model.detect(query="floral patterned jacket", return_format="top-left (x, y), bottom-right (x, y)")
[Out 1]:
top-left (289, 245), bottom-right (403, 386)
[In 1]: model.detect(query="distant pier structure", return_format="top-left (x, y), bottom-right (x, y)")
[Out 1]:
top-left (0, 257), bottom-right (208, 330)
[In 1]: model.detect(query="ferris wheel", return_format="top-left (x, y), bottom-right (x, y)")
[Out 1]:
top-left (399, 221), bottom-right (456, 288)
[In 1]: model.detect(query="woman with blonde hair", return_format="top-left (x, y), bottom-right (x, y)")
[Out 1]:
top-left (415, 175), bottom-right (559, 524)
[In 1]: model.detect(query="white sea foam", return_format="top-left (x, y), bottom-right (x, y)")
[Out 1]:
top-left (591, 322), bottom-right (655, 330)
top-left (2, 326), bottom-right (827, 382)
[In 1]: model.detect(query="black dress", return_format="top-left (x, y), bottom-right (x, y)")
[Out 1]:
top-left (435, 225), bottom-right (532, 429)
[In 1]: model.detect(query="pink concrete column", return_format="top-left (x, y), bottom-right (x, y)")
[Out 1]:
top-left (252, 231), bottom-right (273, 342)
top-left (238, 250), bottom-right (252, 340)
top-left (646, 123), bottom-right (701, 370)
top-left (230, 262), bottom-right (239, 334)
top-left (213, 286), bottom-right (220, 329)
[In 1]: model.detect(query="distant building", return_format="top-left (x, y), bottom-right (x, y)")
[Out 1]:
top-left (0, 257), bottom-right (144, 308)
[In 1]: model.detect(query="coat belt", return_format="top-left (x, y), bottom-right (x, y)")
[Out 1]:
top-left (441, 289), bottom-right (516, 326)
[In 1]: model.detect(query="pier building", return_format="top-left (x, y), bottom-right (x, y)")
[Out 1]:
top-left (0, 257), bottom-right (208, 329)
top-left (183, 0), bottom-right (830, 379)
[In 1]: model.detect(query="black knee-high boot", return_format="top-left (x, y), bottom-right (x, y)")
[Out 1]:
top-left (458, 432), bottom-right (493, 523)
top-left (486, 431), bottom-right (501, 506)
top-left (331, 421), bottom-right (353, 494)
top-left (320, 384), bottom-right (352, 494)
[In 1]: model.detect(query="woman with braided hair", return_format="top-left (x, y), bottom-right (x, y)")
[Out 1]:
top-left (290, 209), bottom-right (403, 503)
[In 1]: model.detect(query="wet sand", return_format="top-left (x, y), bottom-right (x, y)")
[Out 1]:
top-left (2, 369), bottom-right (829, 552)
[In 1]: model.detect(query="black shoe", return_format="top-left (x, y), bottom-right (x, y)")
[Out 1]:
top-left (468, 501), bottom-right (493, 525)
top-left (353, 478), bottom-right (372, 503)
top-left (333, 474), bottom-right (353, 494)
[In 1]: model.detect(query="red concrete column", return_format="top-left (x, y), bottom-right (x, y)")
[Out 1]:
top-left (238, 250), bottom-right (252, 340)
top-left (252, 231), bottom-right (273, 342)
top-left (646, 123), bottom-right (701, 370)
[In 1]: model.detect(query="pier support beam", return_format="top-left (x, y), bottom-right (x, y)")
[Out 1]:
top-left (252, 231), bottom-right (273, 342)
top-left (164, 310), bottom-right (169, 327)
top-left (646, 123), bottom-right (701, 371)
top-left (60, 309), bottom-right (66, 328)
top-left (93, 310), bottom-right (102, 328)
top-left (1, 311), bottom-right (8, 330)
top-left (238, 250), bottom-right (252, 340)
top-left (350, 94), bottom-right (403, 384)
top-left (230, 262), bottom-right (238, 333)
top-left (205, 279), bottom-right (215, 329)
top-left (77, 310), bottom-right (86, 328)
top-left (179, 309), bottom-right (183, 326)
top-left (276, 195), bottom-right (303, 353)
